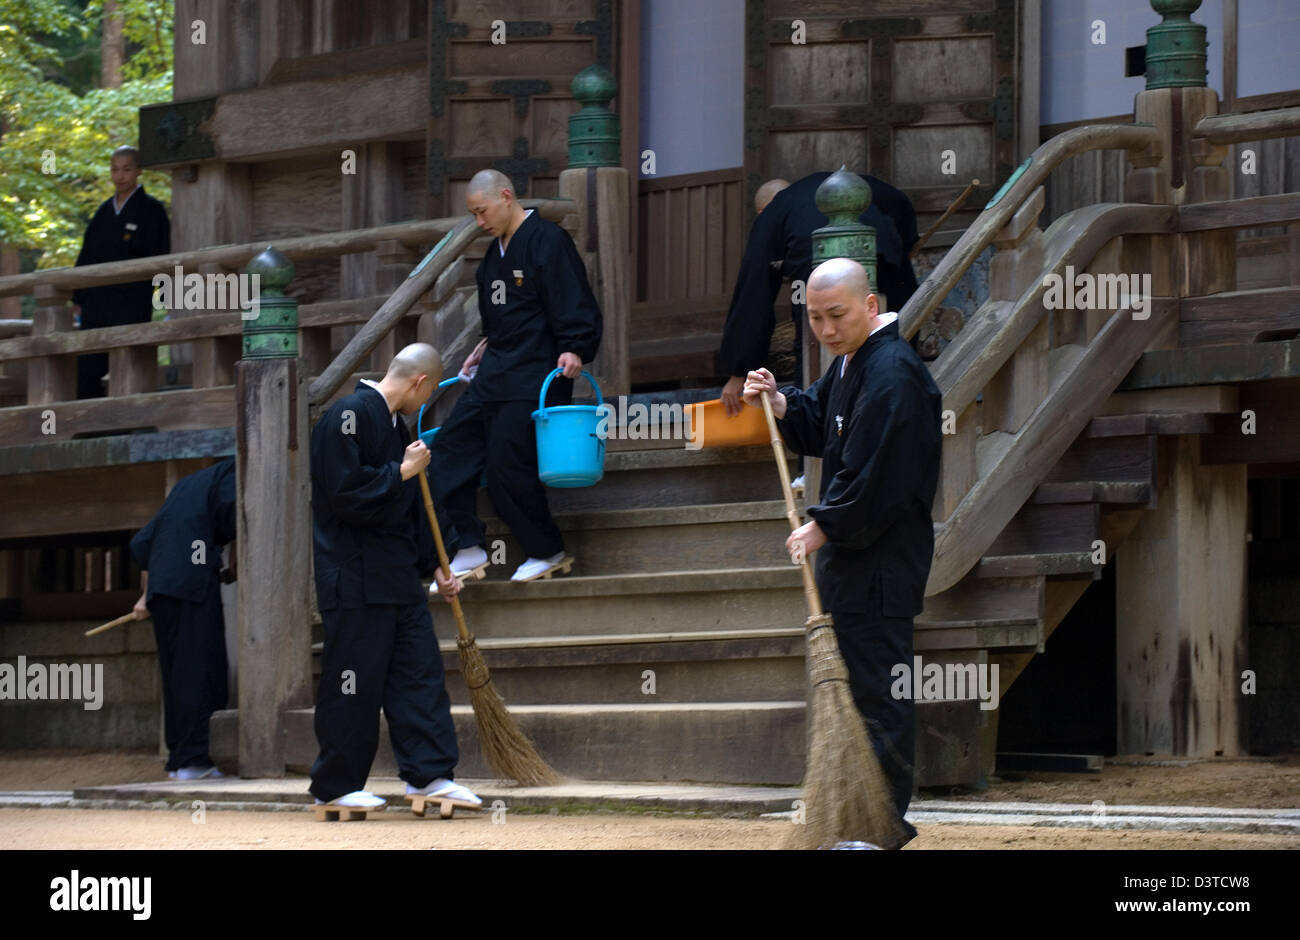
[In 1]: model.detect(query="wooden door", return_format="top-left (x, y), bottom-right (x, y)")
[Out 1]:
top-left (745, 0), bottom-right (1021, 239)
top-left (425, 0), bottom-right (621, 217)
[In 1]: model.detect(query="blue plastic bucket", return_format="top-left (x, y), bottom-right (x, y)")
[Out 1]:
top-left (532, 368), bottom-right (605, 488)
top-left (417, 376), bottom-right (464, 450)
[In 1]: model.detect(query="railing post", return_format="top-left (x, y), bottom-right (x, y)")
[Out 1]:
top-left (234, 246), bottom-right (312, 777)
top-left (983, 186), bottom-right (1048, 434)
top-left (558, 65), bottom-right (630, 398)
top-left (193, 262), bottom-right (243, 388)
top-left (28, 285), bottom-right (76, 404)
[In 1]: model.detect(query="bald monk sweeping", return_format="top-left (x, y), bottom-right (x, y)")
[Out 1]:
top-left (743, 258), bottom-right (941, 847)
top-left (429, 168), bottom-right (603, 583)
top-left (309, 342), bottom-right (480, 813)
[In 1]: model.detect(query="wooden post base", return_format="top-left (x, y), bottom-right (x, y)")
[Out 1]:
top-left (313, 802), bottom-right (385, 822)
top-left (405, 794), bottom-right (483, 819)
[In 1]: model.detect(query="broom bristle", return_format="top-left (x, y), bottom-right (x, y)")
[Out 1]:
top-left (786, 615), bottom-right (905, 850)
top-left (458, 636), bottom-right (561, 787)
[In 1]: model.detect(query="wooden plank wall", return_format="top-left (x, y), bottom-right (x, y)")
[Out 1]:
top-left (632, 168), bottom-right (746, 385)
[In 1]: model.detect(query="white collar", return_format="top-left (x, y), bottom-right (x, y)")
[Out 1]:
top-left (360, 379), bottom-right (397, 426)
top-left (841, 312), bottom-right (898, 376)
top-left (498, 208), bottom-right (534, 256)
top-left (113, 185), bottom-right (141, 215)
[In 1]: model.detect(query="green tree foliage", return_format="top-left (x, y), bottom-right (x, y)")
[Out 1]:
top-left (0, 0), bottom-right (173, 269)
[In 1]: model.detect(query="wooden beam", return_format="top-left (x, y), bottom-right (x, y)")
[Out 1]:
top-left (0, 463), bottom-right (168, 538)
top-left (1179, 287), bottom-right (1300, 346)
top-left (1101, 385), bottom-right (1239, 416)
top-left (1179, 192), bottom-right (1300, 232)
top-left (203, 64), bottom-right (426, 163)
top-left (0, 387), bottom-right (233, 439)
top-left (0, 200), bottom-right (570, 299)
top-left (1118, 337), bottom-right (1300, 389)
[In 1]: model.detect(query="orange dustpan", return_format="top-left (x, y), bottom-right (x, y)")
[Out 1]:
top-left (684, 398), bottom-right (773, 448)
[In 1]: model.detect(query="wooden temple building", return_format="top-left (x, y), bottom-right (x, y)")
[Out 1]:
top-left (0, 0), bottom-right (1297, 786)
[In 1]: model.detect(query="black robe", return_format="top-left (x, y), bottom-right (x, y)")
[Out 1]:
top-left (310, 383), bottom-right (437, 610)
top-left (472, 210), bottom-right (603, 402)
top-left (73, 185), bottom-right (171, 327)
top-left (776, 318), bottom-right (942, 617)
top-left (130, 457), bottom-right (235, 603)
top-left (716, 172), bottom-right (919, 379)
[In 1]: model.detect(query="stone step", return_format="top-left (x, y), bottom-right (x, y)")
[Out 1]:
top-left (420, 566), bottom-right (1043, 650)
top-left (536, 445), bottom-right (796, 512)
top-left (479, 500), bottom-right (794, 577)
top-left (210, 696), bottom-right (985, 787)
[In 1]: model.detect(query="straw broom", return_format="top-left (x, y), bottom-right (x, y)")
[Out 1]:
top-left (417, 473), bottom-right (560, 787)
top-left (759, 390), bottom-right (904, 850)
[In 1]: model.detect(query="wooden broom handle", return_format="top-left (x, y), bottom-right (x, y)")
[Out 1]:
top-left (909, 178), bottom-right (979, 260)
top-left (84, 611), bottom-right (141, 637)
top-left (759, 390), bottom-right (823, 618)
top-left (417, 471), bottom-right (473, 644)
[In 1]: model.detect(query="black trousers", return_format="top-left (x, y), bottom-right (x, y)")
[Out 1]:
top-left (148, 581), bottom-right (228, 771)
top-left (429, 395), bottom-right (564, 561)
top-left (309, 602), bottom-right (458, 802)
top-left (830, 608), bottom-right (918, 847)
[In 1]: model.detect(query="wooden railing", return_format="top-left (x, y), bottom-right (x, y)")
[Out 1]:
top-left (0, 199), bottom-right (575, 438)
top-left (912, 106), bottom-right (1300, 595)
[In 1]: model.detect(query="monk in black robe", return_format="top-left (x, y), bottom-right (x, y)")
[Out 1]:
top-left (429, 168), bottom-right (603, 584)
top-left (130, 456), bottom-right (235, 779)
top-left (73, 146), bottom-right (170, 399)
top-left (308, 343), bottom-right (479, 812)
top-left (719, 171), bottom-right (918, 415)
top-left (743, 258), bottom-right (941, 849)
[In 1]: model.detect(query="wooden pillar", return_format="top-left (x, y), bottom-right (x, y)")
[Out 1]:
top-left (1116, 436), bottom-right (1247, 755)
top-left (28, 285), bottom-right (76, 404)
top-left (558, 166), bottom-right (630, 398)
top-left (1116, 14), bottom-right (1242, 755)
top-left (235, 248), bottom-right (313, 777)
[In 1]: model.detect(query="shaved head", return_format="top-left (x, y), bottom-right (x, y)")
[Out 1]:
top-left (805, 258), bottom-right (879, 359)
top-left (754, 178), bottom-right (790, 214)
top-left (466, 169), bottom-right (514, 200)
top-left (808, 257), bottom-right (871, 297)
top-left (387, 343), bottom-right (442, 385)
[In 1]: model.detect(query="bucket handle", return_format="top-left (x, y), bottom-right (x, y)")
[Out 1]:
top-left (418, 375), bottom-right (465, 438)
top-left (538, 367), bottom-right (603, 414)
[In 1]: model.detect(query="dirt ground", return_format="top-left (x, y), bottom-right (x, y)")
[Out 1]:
top-left (1, 749), bottom-right (1296, 849)
top-left (2, 748), bottom-right (1296, 808)
top-left (3, 807), bottom-right (1299, 850)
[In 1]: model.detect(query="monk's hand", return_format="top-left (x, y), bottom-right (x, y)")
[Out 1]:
top-left (465, 335), bottom-right (488, 369)
top-left (132, 595), bottom-right (149, 621)
top-left (400, 440), bottom-right (431, 480)
top-left (786, 520), bottom-right (826, 564)
top-left (742, 368), bottom-right (786, 418)
top-left (557, 351), bottom-right (582, 379)
top-left (721, 376), bottom-right (746, 417)
top-left (432, 567), bottom-right (462, 602)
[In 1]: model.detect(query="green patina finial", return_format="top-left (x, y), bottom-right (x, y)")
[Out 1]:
top-left (242, 245), bottom-right (298, 359)
top-left (568, 65), bottom-right (620, 168)
top-left (245, 245), bottom-right (294, 295)
top-left (811, 166), bottom-right (877, 292)
top-left (1145, 0), bottom-right (1207, 89)
top-left (815, 165), bottom-right (873, 222)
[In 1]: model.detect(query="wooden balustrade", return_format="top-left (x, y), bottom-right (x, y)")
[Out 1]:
top-left (0, 199), bottom-right (573, 414)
